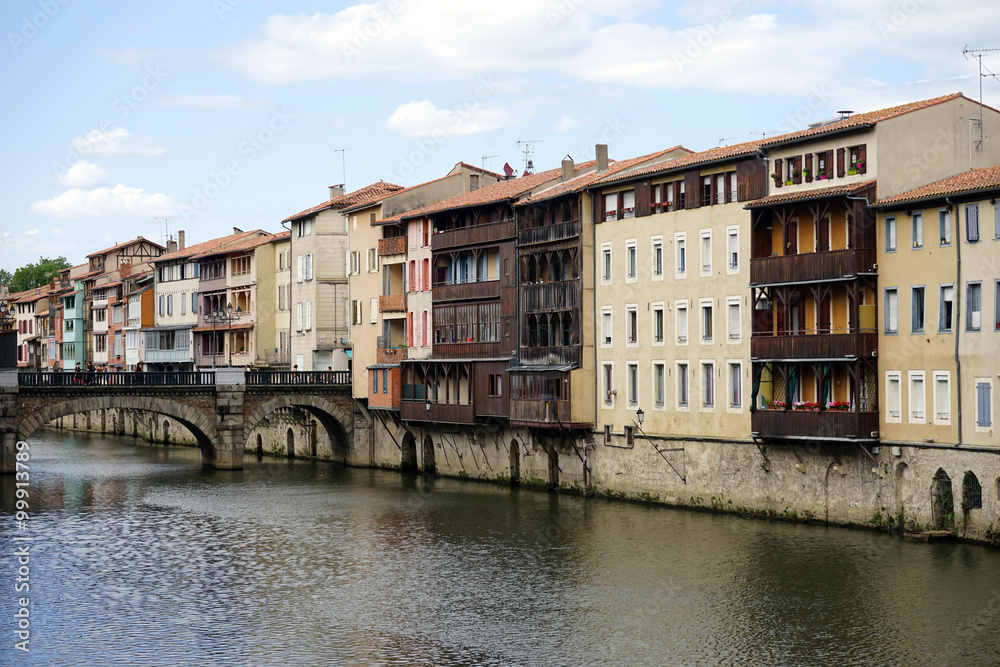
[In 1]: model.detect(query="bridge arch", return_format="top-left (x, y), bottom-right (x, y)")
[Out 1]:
top-left (17, 395), bottom-right (217, 451)
top-left (243, 395), bottom-right (353, 463)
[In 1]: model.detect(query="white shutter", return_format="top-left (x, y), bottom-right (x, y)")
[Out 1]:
top-left (370, 297), bottom-right (378, 324)
top-left (305, 301), bottom-right (312, 330)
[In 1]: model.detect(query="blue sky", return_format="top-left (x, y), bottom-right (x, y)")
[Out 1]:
top-left (2, 0), bottom-right (1000, 272)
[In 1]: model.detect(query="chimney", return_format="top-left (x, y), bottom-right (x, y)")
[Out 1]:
top-left (561, 155), bottom-right (574, 182)
top-left (178, 230), bottom-right (185, 250)
top-left (166, 238), bottom-right (178, 253)
top-left (329, 184), bottom-right (344, 199)
top-left (595, 144), bottom-right (609, 173)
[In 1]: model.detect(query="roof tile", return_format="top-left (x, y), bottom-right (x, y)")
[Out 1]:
top-left (877, 166), bottom-right (1000, 206)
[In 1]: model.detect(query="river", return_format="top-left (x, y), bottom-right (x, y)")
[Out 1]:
top-left (2, 429), bottom-right (999, 666)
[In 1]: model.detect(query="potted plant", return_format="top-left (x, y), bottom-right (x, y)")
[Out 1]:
top-left (826, 400), bottom-right (850, 411)
top-left (848, 166), bottom-right (859, 175)
top-left (817, 170), bottom-right (827, 180)
top-left (802, 169), bottom-right (810, 179)
top-left (767, 400), bottom-right (787, 410)
top-left (793, 400), bottom-right (821, 411)
top-left (856, 161), bottom-right (865, 172)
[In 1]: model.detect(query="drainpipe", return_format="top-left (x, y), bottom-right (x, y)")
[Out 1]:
top-left (281, 220), bottom-right (293, 370)
top-left (945, 196), bottom-right (962, 447)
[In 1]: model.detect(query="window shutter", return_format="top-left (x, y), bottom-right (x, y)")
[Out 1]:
top-left (634, 180), bottom-right (652, 217)
top-left (773, 158), bottom-right (783, 188)
top-left (793, 156), bottom-right (802, 184)
top-left (857, 145), bottom-right (867, 174)
top-left (966, 204), bottom-right (980, 242)
top-left (804, 154), bottom-right (813, 183)
top-left (837, 149), bottom-right (846, 178)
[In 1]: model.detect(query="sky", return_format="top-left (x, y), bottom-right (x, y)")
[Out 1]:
top-left (2, 0), bottom-right (1000, 273)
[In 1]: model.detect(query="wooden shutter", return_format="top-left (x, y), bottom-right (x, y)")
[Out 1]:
top-left (634, 180), bottom-right (652, 218)
top-left (857, 144), bottom-right (867, 174)
top-left (793, 156), bottom-right (803, 184)
top-left (804, 154), bottom-right (813, 183)
top-left (737, 158), bottom-right (767, 202)
top-left (825, 151), bottom-right (834, 179)
top-left (684, 170), bottom-right (701, 209)
top-left (773, 158), bottom-right (783, 188)
top-left (837, 148), bottom-right (846, 178)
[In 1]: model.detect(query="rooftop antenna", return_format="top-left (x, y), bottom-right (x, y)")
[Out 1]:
top-left (962, 45), bottom-right (1000, 158)
top-left (333, 148), bottom-right (354, 188)
top-left (718, 136), bottom-right (736, 146)
top-left (481, 154), bottom-right (499, 173)
top-left (156, 216), bottom-right (176, 247)
top-left (517, 137), bottom-right (543, 174)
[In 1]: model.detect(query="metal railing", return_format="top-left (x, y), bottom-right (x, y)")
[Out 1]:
top-left (245, 370), bottom-right (350, 386)
top-left (18, 372), bottom-right (215, 387)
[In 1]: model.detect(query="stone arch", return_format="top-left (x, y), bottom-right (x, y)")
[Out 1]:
top-left (162, 420), bottom-right (171, 445)
top-left (931, 468), bottom-right (954, 530)
top-left (286, 428), bottom-right (295, 458)
top-left (243, 394), bottom-right (353, 464)
top-left (17, 395), bottom-right (216, 452)
top-left (422, 434), bottom-right (436, 475)
top-left (255, 433), bottom-right (263, 457)
top-left (509, 439), bottom-right (520, 486)
top-left (962, 471), bottom-right (983, 511)
top-left (401, 432), bottom-right (417, 472)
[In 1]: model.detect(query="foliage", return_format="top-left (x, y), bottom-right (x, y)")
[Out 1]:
top-left (793, 401), bottom-right (820, 409)
top-left (8, 256), bottom-right (71, 292)
top-left (0, 268), bottom-right (12, 287)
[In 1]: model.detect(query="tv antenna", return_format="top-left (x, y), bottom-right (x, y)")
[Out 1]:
top-left (718, 136), bottom-right (736, 146)
top-left (333, 148), bottom-right (354, 188)
top-left (156, 216), bottom-right (176, 247)
top-left (517, 138), bottom-right (543, 174)
top-left (962, 46), bottom-right (1000, 155)
top-left (481, 154), bottom-right (498, 173)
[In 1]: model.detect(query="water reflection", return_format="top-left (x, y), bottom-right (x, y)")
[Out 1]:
top-left (2, 430), bottom-right (1000, 666)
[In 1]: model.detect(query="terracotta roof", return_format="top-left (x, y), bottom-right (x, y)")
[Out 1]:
top-left (760, 93), bottom-right (972, 148)
top-left (200, 231), bottom-right (284, 255)
top-left (86, 236), bottom-right (166, 259)
top-left (519, 146), bottom-right (692, 205)
top-left (379, 162), bottom-right (598, 224)
top-left (453, 162), bottom-right (505, 179)
top-left (592, 139), bottom-right (764, 186)
top-left (341, 173), bottom-right (457, 215)
top-left (282, 181), bottom-right (404, 223)
top-left (153, 230), bottom-right (265, 263)
top-left (744, 180), bottom-right (876, 209)
top-left (876, 166), bottom-right (1000, 206)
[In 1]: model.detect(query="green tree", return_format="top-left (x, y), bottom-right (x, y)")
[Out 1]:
top-left (9, 256), bottom-right (71, 292)
top-left (0, 268), bottom-right (12, 288)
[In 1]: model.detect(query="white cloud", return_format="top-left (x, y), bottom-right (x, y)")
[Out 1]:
top-left (555, 114), bottom-right (580, 133)
top-left (30, 185), bottom-right (179, 219)
top-left (384, 100), bottom-right (525, 138)
top-left (158, 92), bottom-right (268, 109)
top-left (56, 161), bottom-right (111, 188)
top-left (69, 127), bottom-right (166, 157)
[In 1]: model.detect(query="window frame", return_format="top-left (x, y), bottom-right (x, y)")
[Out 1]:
top-left (908, 371), bottom-right (925, 423)
top-left (886, 371), bottom-right (902, 423)
top-left (911, 212), bottom-right (923, 249)
top-left (885, 215), bottom-right (897, 253)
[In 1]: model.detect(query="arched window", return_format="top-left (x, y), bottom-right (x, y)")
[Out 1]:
top-left (963, 471), bottom-right (983, 510)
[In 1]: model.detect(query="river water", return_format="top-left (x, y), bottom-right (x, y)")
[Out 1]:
top-left (2, 429), bottom-right (1000, 666)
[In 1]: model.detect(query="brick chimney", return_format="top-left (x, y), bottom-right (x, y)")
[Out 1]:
top-left (329, 184), bottom-right (344, 199)
top-left (561, 155), bottom-right (574, 182)
top-left (595, 144), bottom-right (609, 173)
top-left (178, 230), bottom-right (185, 250)
top-left (166, 238), bottom-right (178, 253)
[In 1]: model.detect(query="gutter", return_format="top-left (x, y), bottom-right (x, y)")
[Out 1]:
top-left (945, 196), bottom-right (962, 447)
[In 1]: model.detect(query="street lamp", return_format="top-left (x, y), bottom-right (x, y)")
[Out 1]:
top-left (636, 407), bottom-right (644, 425)
top-left (205, 302), bottom-right (243, 367)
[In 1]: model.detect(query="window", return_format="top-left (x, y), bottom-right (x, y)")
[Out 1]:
top-left (627, 362), bottom-right (639, 408)
top-left (350, 251), bottom-right (360, 275)
top-left (701, 299), bottom-right (713, 342)
top-left (911, 213), bottom-right (923, 249)
top-left (626, 305), bottom-right (638, 345)
top-left (966, 203), bottom-right (980, 242)
top-left (372, 370), bottom-right (379, 394)
top-left (885, 216), bottom-right (897, 252)
top-left (351, 299), bottom-right (362, 325)
top-left (702, 362), bottom-right (714, 407)
top-left (653, 363), bottom-right (666, 408)
top-left (676, 301), bottom-right (689, 344)
top-left (488, 374), bottom-right (502, 397)
top-left (933, 371), bottom-right (950, 424)
top-left (976, 379), bottom-right (993, 428)
top-left (651, 237), bottom-right (663, 279)
top-left (967, 282), bottom-right (982, 331)
top-left (700, 230), bottom-right (712, 275)
top-left (232, 256), bottom-right (251, 276)
top-left (622, 190), bottom-right (635, 218)
top-left (727, 298), bottom-right (740, 341)
top-left (602, 363), bottom-right (614, 407)
top-left (625, 240), bottom-right (637, 282)
top-left (367, 247), bottom-right (378, 272)
top-left (677, 362), bottom-right (689, 407)
top-left (297, 302), bottom-right (303, 331)
top-left (652, 304), bottom-right (664, 344)
top-left (996, 280), bottom-right (1000, 331)
top-left (297, 255), bottom-right (304, 283)
top-left (192, 292), bottom-right (198, 314)
top-left (602, 307), bottom-right (613, 346)
top-left (963, 472), bottom-right (983, 510)
top-left (95, 334), bottom-right (107, 353)
top-left (908, 371), bottom-right (925, 422)
top-left (305, 254), bottom-right (313, 281)
top-left (911, 287), bottom-right (925, 333)
top-left (939, 285), bottom-right (954, 332)
top-left (604, 193), bottom-right (617, 221)
top-left (601, 243), bottom-right (612, 284)
top-left (727, 227), bottom-right (739, 271)
top-left (884, 288), bottom-right (898, 334)
top-left (886, 372), bottom-right (901, 422)
top-left (939, 209), bottom-right (951, 245)
top-left (729, 362), bottom-right (741, 408)
top-left (675, 234), bottom-right (686, 277)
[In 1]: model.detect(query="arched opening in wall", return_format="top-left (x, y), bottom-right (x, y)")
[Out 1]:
top-left (422, 435), bottom-right (436, 475)
top-left (401, 433), bottom-right (418, 472)
top-left (962, 471), bottom-right (983, 511)
top-left (286, 428), bottom-right (295, 458)
top-left (894, 462), bottom-right (911, 520)
top-left (256, 433), bottom-right (263, 457)
top-left (162, 420), bottom-right (170, 445)
top-left (509, 440), bottom-right (520, 486)
top-left (996, 477), bottom-right (1000, 502)
top-left (309, 421), bottom-right (318, 458)
top-left (547, 443), bottom-right (559, 490)
top-left (931, 468), bottom-right (955, 531)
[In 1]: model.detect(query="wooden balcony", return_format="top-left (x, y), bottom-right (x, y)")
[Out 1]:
top-left (431, 340), bottom-right (506, 359)
top-left (432, 220), bottom-right (514, 251)
top-left (520, 281), bottom-right (579, 312)
top-left (400, 400), bottom-right (476, 424)
top-left (433, 279), bottom-right (500, 302)
top-left (751, 332), bottom-right (877, 360)
top-left (750, 248), bottom-right (876, 286)
top-left (369, 367), bottom-right (401, 410)
top-left (517, 346), bottom-right (581, 367)
top-left (510, 399), bottom-right (571, 427)
top-left (379, 294), bottom-right (407, 313)
top-left (378, 236), bottom-right (407, 256)
top-left (752, 409), bottom-right (879, 441)
top-left (518, 219), bottom-right (581, 247)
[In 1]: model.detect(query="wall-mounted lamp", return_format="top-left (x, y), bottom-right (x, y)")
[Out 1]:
top-left (636, 407), bottom-right (644, 425)
top-left (425, 399), bottom-right (431, 412)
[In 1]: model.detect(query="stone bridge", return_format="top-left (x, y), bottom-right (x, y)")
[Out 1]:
top-left (0, 368), bottom-right (354, 472)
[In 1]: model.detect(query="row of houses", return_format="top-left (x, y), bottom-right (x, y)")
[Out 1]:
top-left (3, 92), bottom-right (999, 522)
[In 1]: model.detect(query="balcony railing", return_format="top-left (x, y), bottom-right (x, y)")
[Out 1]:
top-left (517, 346), bottom-right (581, 367)
top-left (751, 331), bottom-right (878, 360)
top-left (750, 248), bottom-right (876, 286)
top-left (378, 236), bottom-right (407, 256)
top-left (400, 399), bottom-right (476, 423)
top-left (520, 280), bottom-right (579, 311)
top-left (432, 219), bottom-right (514, 250)
top-left (517, 219), bottom-right (581, 247)
top-left (510, 399), bottom-right (571, 425)
top-left (145, 348), bottom-right (193, 363)
top-left (246, 370), bottom-right (350, 386)
top-left (433, 279), bottom-right (500, 302)
top-left (376, 347), bottom-right (407, 364)
top-left (751, 408), bottom-right (879, 441)
top-left (379, 294), bottom-right (407, 312)
top-left (18, 371), bottom-right (215, 387)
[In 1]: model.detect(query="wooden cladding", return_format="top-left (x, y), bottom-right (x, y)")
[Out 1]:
top-left (378, 294), bottom-right (407, 312)
top-left (750, 248), bottom-right (877, 285)
top-left (737, 158), bottom-right (767, 201)
top-left (378, 236), bottom-right (407, 256)
top-left (683, 170), bottom-right (701, 209)
top-left (634, 180), bottom-right (652, 217)
top-left (751, 332), bottom-right (878, 360)
top-left (752, 409), bottom-right (879, 441)
top-left (518, 219), bottom-right (581, 247)
top-left (432, 220), bottom-right (515, 251)
top-left (433, 280), bottom-right (501, 302)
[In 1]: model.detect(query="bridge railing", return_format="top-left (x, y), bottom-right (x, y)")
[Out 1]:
top-left (246, 370), bottom-right (351, 386)
top-left (18, 372), bottom-right (216, 387)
